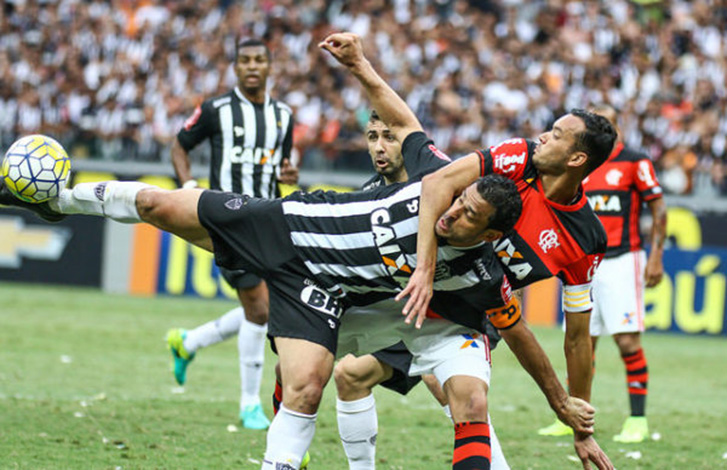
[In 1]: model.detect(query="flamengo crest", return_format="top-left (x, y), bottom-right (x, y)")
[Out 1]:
top-left (538, 229), bottom-right (560, 253)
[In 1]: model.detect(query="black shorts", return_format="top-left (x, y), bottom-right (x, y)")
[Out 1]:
top-left (219, 266), bottom-right (263, 290)
top-left (198, 190), bottom-right (343, 353)
top-left (372, 341), bottom-right (422, 395)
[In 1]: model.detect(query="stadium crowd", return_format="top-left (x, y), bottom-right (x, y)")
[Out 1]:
top-left (1, 0), bottom-right (726, 195)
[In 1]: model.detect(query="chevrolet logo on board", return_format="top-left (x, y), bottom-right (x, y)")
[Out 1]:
top-left (0, 216), bottom-right (71, 268)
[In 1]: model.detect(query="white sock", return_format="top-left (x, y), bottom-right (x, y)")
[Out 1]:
top-left (490, 418), bottom-right (510, 470)
top-left (262, 404), bottom-right (316, 469)
top-left (238, 316), bottom-right (267, 409)
top-left (183, 307), bottom-right (244, 353)
top-left (51, 181), bottom-right (150, 222)
top-left (337, 394), bottom-right (377, 470)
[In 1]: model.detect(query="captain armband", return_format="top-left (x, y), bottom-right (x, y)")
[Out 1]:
top-left (562, 283), bottom-right (593, 313)
top-left (486, 296), bottom-right (521, 330)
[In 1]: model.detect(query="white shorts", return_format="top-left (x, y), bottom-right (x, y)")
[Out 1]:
top-left (338, 298), bottom-right (508, 470)
top-left (590, 250), bottom-right (646, 337)
top-left (338, 298), bottom-right (491, 387)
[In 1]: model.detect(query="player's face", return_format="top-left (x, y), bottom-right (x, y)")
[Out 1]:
top-left (366, 120), bottom-right (405, 184)
top-left (235, 46), bottom-right (270, 93)
top-left (532, 114), bottom-right (586, 175)
top-left (435, 183), bottom-right (501, 247)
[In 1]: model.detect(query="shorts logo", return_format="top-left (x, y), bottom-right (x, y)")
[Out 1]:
top-left (224, 198), bottom-right (244, 210)
top-left (538, 229), bottom-right (560, 253)
top-left (300, 285), bottom-right (343, 318)
top-left (622, 312), bottom-right (634, 325)
top-left (460, 334), bottom-right (480, 349)
top-left (94, 182), bottom-right (107, 201)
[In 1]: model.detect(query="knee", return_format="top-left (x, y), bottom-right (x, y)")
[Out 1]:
top-left (334, 355), bottom-right (368, 398)
top-left (284, 373), bottom-right (327, 414)
top-left (240, 289), bottom-right (270, 325)
top-left (136, 188), bottom-right (170, 224)
top-left (446, 384), bottom-right (488, 422)
top-left (244, 305), bottom-right (269, 325)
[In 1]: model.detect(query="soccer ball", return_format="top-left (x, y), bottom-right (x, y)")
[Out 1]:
top-left (1, 134), bottom-right (71, 203)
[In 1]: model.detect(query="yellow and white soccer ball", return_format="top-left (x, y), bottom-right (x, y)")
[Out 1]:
top-left (1, 134), bottom-right (71, 203)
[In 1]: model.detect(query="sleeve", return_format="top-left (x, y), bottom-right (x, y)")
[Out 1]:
top-left (401, 131), bottom-right (452, 178)
top-left (633, 157), bottom-right (663, 201)
top-left (281, 111), bottom-right (294, 161)
top-left (559, 253), bottom-right (603, 313)
top-left (485, 276), bottom-right (522, 330)
top-left (477, 138), bottom-right (533, 181)
top-left (177, 100), bottom-right (215, 152)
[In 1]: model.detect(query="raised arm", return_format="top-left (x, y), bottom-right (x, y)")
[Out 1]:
top-left (396, 153), bottom-right (482, 326)
top-left (319, 33), bottom-right (422, 144)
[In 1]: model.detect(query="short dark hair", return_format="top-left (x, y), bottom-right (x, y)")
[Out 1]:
top-left (236, 38), bottom-right (271, 61)
top-left (476, 174), bottom-right (522, 233)
top-left (569, 108), bottom-right (617, 176)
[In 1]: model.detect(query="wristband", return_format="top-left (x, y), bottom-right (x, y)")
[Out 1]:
top-left (182, 179), bottom-right (198, 189)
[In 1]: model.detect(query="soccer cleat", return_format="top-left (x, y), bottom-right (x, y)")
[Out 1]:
top-left (0, 178), bottom-right (66, 222)
top-left (300, 450), bottom-right (310, 469)
top-left (613, 416), bottom-right (649, 443)
top-left (166, 328), bottom-right (194, 385)
top-left (537, 419), bottom-right (574, 436)
top-left (240, 403), bottom-right (271, 430)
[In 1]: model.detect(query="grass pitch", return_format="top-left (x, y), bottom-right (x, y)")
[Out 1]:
top-left (1, 283), bottom-right (725, 469)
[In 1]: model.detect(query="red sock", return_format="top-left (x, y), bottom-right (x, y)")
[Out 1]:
top-left (272, 379), bottom-right (283, 416)
top-left (453, 421), bottom-right (490, 470)
top-left (622, 348), bottom-right (648, 416)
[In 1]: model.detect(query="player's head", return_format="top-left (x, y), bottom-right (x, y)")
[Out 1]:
top-left (234, 38), bottom-right (271, 96)
top-left (435, 174), bottom-right (522, 247)
top-left (589, 103), bottom-right (620, 137)
top-left (366, 111), bottom-right (406, 185)
top-left (533, 109), bottom-right (616, 178)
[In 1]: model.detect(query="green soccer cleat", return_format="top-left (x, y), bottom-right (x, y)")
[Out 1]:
top-left (613, 416), bottom-right (649, 443)
top-left (240, 403), bottom-right (271, 430)
top-left (537, 419), bottom-right (574, 436)
top-left (166, 328), bottom-right (194, 385)
top-left (300, 450), bottom-right (310, 469)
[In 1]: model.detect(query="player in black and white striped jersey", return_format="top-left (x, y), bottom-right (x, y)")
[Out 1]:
top-left (165, 37), bottom-right (297, 430)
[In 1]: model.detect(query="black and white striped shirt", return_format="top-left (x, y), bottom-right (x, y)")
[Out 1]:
top-left (281, 180), bottom-right (502, 313)
top-left (178, 87), bottom-right (294, 198)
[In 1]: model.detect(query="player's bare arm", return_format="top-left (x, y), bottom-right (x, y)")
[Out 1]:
top-left (170, 138), bottom-right (195, 187)
top-left (644, 197), bottom-right (666, 287)
top-left (499, 319), bottom-right (595, 433)
top-left (564, 312), bottom-right (594, 401)
top-left (319, 32), bottom-right (422, 144)
top-left (396, 153), bottom-right (482, 327)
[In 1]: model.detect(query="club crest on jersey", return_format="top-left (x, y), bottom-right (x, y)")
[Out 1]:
top-left (494, 237), bottom-right (533, 280)
top-left (588, 194), bottom-right (622, 212)
top-left (460, 334), bottom-right (480, 349)
top-left (538, 229), bottom-right (560, 254)
top-left (605, 169), bottom-right (623, 186)
top-left (224, 197), bottom-right (245, 210)
top-left (234, 126), bottom-right (245, 137)
top-left (371, 207), bottom-right (412, 286)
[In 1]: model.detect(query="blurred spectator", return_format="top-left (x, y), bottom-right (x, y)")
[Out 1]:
top-left (1, 0), bottom-right (726, 195)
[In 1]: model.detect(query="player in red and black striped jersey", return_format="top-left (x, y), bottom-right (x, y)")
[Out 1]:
top-left (584, 105), bottom-right (665, 443)
top-left (322, 32), bottom-right (614, 470)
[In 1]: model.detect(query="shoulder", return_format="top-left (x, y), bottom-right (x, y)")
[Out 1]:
top-left (208, 90), bottom-right (236, 109)
top-left (271, 98), bottom-right (293, 115)
top-left (613, 145), bottom-right (651, 163)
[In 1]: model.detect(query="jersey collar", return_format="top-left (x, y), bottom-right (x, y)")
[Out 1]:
top-left (234, 86), bottom-right (269, 106)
